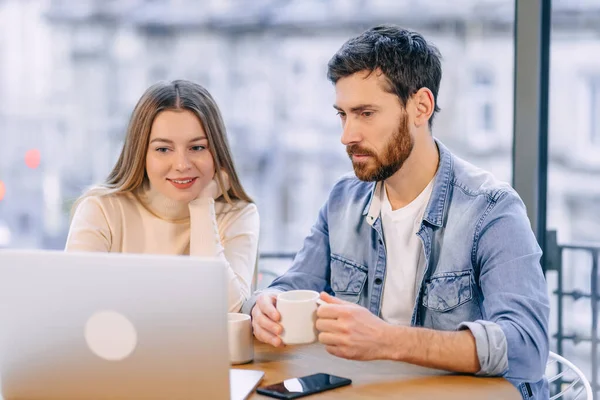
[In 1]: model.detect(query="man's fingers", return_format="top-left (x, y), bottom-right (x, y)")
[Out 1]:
top-left (319, 292), bottom-right (348, 305)
top-left (258, 294), bottom-right (281, 322)
top-left (256, 312), bottom-right (283, 336)
top-left (325, 345), bottom-right (342, 357)
top-left (318, 332), bottom-right (344, 346)
top-left (253, 323), bottom-right (284, 347)
top-left (316, 303), bottom-right (347, 319)
top-left (315, 318), bottom-right (345, 333)
top-left (325, 345), bottom-right (353, 360)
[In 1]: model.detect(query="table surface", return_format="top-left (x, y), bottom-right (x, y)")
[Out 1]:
top-left (236, 340), bottom-right (521, 399)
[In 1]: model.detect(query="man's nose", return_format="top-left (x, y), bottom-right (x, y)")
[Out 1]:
top-left (341, 118), bottom-right (361, 146)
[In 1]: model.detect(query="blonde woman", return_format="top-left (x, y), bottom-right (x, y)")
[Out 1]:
top-left (66, 80), bottom-right (259, 312)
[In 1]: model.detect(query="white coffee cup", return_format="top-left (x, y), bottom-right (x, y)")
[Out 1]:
top-left (277, 290), bottom-right (322, 345)
top-left (228, 313), bottom-right (253, 364)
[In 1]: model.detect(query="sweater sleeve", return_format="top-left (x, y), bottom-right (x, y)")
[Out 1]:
top-left (65, 197), bottom-right (112, 252)
top-left (188, 198), bottom-right (260, 312)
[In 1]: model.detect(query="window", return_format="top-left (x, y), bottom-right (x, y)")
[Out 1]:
top-left (480, 102), bottom-right (495, 132)
top-left (461, 65), bottom-right (505, 160)
top-left (590, 76), bottom-right (600, 146)
top-left (547, 2), bottom-right (600, 393)
top-left (473, 68), bottom-right (496, 134)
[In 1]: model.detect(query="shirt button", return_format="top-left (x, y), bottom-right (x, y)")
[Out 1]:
top-left (374, 278), bottom-right (383, 285)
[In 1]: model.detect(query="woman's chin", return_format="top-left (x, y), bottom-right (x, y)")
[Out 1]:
top-left (165, 190), bottom-right (198, 203)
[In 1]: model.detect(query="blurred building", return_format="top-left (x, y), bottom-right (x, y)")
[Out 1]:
top-left (0, 0), bottom-right (54, 248)
top-left (33, 0), bottom-right (600, 249)
top-left (0, 0), bottom-right (599, 250)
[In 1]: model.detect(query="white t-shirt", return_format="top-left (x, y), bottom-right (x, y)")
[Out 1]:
top-left (380, 180), bottom-right (434, 326)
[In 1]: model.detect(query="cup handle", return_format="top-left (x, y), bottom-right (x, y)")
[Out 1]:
top-left (316, 298), bottom-right (326, 306)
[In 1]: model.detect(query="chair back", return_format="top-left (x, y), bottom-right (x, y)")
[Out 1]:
top-left (546, 351), bottom-right (593, 399)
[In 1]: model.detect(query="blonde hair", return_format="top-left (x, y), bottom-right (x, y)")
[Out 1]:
top-left (72, 80), bottom-right (252, 214)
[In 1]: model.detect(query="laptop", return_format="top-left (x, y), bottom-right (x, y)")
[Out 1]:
top-left (0, 250), bottom-right (263, 400)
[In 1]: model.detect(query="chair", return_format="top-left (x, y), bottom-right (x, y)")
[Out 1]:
top-left (546, 351), bottom-right (593, 399)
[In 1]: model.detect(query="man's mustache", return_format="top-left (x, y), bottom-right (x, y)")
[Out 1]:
top-left (346, 145), bottom-right (376, 158)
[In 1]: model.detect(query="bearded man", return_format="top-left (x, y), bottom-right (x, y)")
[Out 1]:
top-left (242, 25), bottom-right (549, 400)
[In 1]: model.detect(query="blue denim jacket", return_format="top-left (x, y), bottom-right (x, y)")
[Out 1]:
top-left (244, 140), bottom-right (550, 399)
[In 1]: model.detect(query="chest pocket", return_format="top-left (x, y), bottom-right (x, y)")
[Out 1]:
top-left (422, 270), bottom-right (473, 312)
top-left (330, 254), bottom-right (368, 303)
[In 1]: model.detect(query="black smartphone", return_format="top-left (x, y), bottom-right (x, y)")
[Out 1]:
top-left (256, 373), bottom-right (352, 399)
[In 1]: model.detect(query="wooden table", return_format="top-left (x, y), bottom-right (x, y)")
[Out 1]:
top-left (237, 341), bottom-right (521, 399)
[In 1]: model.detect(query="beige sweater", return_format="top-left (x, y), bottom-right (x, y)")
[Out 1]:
top-left (65, 185), bottom-right (260, 312)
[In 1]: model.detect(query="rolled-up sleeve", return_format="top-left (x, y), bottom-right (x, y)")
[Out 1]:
top-left (468, 190), bottom-right (550, 381)
top-left (459, 320), bottom-right (508, 376)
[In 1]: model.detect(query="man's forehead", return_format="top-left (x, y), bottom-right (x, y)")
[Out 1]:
top-left (335, 69), bottom-right (388, 86)
top-left (334, 72), bottom-right (397, 107)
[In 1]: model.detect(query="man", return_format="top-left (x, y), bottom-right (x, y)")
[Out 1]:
top-left (242, 25), bottom-right (549, 399)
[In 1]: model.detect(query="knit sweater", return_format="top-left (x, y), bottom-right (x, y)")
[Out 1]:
top-left (65, 184), bottom-right (260, 312)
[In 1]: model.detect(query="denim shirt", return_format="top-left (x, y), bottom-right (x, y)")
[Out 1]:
top-left (243, 140), bottom-right (550, 399)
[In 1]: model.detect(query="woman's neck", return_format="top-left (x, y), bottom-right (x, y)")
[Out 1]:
top-left (135, 181), bottom-right (190, 221)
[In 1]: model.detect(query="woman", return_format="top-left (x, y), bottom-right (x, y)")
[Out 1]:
top-left (66, 80), bottom-right (259, 313)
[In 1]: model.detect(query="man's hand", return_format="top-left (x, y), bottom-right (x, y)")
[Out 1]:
top-left (316, 292), bottom-right (391, 361)
top-left (251, 293), bottom-right (285, 347)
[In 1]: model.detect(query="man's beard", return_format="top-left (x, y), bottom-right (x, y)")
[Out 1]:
top-left (346, 115), bottom-right (414, 182)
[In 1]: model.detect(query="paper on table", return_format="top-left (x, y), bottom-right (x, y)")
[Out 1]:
top-left (230, 369), bottom-right (264, 400)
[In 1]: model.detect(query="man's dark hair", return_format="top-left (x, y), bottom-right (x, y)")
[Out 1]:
top-left (327, 24), bottom-right (442, 127)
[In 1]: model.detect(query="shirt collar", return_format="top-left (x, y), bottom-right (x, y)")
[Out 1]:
top-left (362, 138), bottom-right (453, 228)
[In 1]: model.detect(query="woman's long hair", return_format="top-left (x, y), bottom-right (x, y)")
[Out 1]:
top-left (72, 80), bottom-right (252, 213)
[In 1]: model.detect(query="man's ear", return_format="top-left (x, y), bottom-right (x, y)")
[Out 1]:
top-left (411, 87), bottom-right (435, 128)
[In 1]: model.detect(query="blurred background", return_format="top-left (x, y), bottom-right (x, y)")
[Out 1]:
top-left (0, 0), bottom-right (599, 396)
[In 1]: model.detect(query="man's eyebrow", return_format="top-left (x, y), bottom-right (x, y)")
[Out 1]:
top-left (349, 104), bottom-right (379, 113)
top-left (333, 104), bottom-right (380, 113)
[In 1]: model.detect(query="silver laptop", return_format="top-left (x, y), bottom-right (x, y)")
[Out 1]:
top-left (0, 250), bottom-right (262, 400)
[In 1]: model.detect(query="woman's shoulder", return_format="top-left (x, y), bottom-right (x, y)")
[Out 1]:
top-left (74, 188), bottom-right (139, 216)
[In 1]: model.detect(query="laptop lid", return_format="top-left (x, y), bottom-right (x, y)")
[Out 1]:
top-left (0, 250), bottom-right (230, 400)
